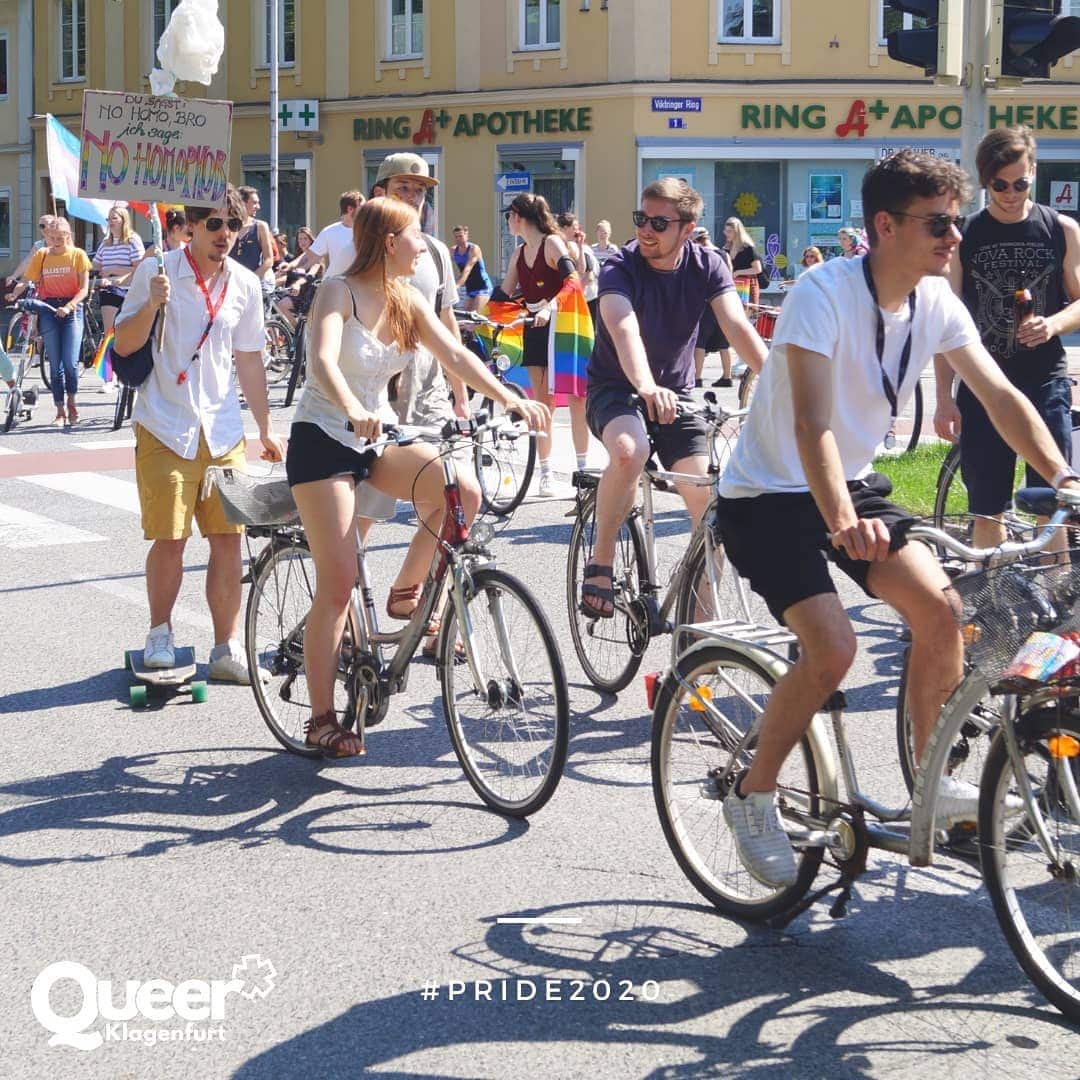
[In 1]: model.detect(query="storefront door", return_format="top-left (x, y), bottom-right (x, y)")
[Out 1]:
top-left (496, 150), bottom-right (578, 277)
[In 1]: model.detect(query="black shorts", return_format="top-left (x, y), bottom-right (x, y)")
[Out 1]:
top-left (957, 375), bottom-right (1073, 516)
top-left (586, 382), bottom-right (709, 469)
top-left (714, 478), bottom-right (915, 624)
top-left (522, 322), bottom-right (550, 368)
top-left (98, 288), bottom-right (127, 311)
top-left (285, 421), bottom-right (377, 487)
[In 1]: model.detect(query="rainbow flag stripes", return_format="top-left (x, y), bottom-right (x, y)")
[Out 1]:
top-left (92, 329), bottom-right (114, 382)
top-left (548, 277), bottom-right (592, 399)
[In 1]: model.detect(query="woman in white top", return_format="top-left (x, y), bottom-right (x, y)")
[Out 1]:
top-left (94, 206), bottom-right (145, 389)
top-left (286, 197), bottom-right (548, 760)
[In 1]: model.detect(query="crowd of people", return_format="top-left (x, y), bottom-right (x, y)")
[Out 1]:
top-left (4, 131), bottom-right (1079, 892)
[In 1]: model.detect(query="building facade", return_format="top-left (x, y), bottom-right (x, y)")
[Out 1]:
top-left (5, 0), bottom-right (1080, 280)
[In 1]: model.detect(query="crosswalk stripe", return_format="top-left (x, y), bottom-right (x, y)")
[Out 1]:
top-left (0, 445), bottom-right (18, 455)
top-left (71, 439), bottom-right (136, 450)
top-left (21, 471), bottom-right (141, 515)
top-left (87, 577), bottom-right (214, 633)
top-left (0, 502), bottom-right (107, 547)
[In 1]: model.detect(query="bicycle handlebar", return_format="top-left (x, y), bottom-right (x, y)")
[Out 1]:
top-left (626, 392), bottom-right (746, 427)
top-left (455, 310), bottom-right (534, 331)
top-left (344, 410), bottom-right (533, 449)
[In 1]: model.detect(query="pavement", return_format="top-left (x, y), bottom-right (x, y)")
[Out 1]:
top-left (0, 367), bottom-right (1077, 1078)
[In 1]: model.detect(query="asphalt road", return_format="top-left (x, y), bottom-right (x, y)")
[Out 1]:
top-left (0, 369), bottom-right (1077, 1079)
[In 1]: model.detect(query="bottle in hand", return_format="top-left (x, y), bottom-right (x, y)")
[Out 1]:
top-left (1015, 277), bottom-right (1034, 348)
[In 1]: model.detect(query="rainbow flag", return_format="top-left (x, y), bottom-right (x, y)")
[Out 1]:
top-left (475, 300), bottom-right (526, 367)
top-left (92, 329), bottom-right (114, 382)
top-left (548, 276), bottom-right (592, 399)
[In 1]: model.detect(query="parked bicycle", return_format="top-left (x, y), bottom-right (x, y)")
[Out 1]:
top-left (650, 490), bottom-right (1080, 1021)
top-left (455, 308), bottom-right (537, 516)
top-left (565, 394), bottom-right (765, 694)
top-left (211, 412), bottom-right (569, 817)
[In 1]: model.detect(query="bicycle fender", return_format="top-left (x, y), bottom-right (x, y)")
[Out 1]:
top-left (673, 638), bottom-right (840, 809)
top-left (908, 668), bottom-right (991, 867)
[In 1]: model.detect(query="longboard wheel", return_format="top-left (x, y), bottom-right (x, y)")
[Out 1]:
top-left (130, 684), bottom-right (148, 708)
top-left (190, 681), bottom-right (208, 704)
top-left (124, 650), bottom-right (133, 671)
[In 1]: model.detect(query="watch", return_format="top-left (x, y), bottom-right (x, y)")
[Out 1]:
top-left (1052, 467), bottom-right (1080, 490)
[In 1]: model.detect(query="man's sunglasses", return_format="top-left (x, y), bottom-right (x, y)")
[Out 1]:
top-left (889, 210), bottom-right (965, 238)
top-left (632, 211), bottom-right (689, 233)
top-left (203, 216), bottom-right (244, 233)
top-left (989, 176), bottom-right (1033, 194)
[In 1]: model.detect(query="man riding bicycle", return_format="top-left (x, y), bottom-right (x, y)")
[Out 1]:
top-left (580, 178), bottom-right (767, 619)
top-left (715, 150), bottom-right (1080, 888)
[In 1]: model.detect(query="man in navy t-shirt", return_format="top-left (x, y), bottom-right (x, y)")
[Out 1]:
top-left (579, 178), bottom-right (767, 620)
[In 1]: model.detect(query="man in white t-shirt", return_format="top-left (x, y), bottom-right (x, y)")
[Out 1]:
top-left (714, 151), bottom-right (1080, 888)
top-left (299, 190), bottom-right (364, 279)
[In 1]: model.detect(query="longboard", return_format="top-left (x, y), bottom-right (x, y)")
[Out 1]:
top-left (124, 647), bottom-right (207, 707)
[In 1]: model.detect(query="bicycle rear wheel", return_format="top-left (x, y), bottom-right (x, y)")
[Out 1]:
top-left (283, 322), bottom-right (306, 408)
top-left (3, 387), bottom-right (18, 432)
top-left (244, 539), bottom-right (356, 756)
top-left (112, 384), bottom-right (134, 431)
top-left (651, 644), bottom-right (824, 920)
top-left (475, 384), bottom-right (537, 516)
top-left (439, 567), bottom-right (569, 816)
top-left (38, 348), bottom-right (51, 393)
top-left (264, 318), bottom-right (295, 385)
top-left (566, 494), bottom-right (649, 693)
top-left (979, 708), bottom-right (1080, 1022)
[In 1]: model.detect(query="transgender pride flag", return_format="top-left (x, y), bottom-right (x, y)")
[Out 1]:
top-left (45, 114), bottom-right (111, 226)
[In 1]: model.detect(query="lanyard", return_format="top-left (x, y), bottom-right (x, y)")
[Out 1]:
top-left (861, 256), bottom-right (915, 447)
top-left (177, 248), bottom-right (229, 386)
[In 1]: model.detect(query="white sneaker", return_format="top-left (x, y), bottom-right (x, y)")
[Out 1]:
top-left (936, 774), bottom-right (980, 826)
top-left (143, 624), bottom-right (175, 669)
top-left (537, 472), bottom-right (556, 498)
top-left (207, 642), bottom-right (268, 685)
top-left (722, 784), bottom-right (799, 888)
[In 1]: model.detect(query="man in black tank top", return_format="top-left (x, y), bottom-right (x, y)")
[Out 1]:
top-left (934, 126), bottom-right (1080, 548)
top-left (234, 186), bottom-right (275, 283)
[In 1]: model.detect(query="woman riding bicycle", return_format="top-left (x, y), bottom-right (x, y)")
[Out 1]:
top-left (285, 197), bottom-right (548, 760)
top-left (93, 205), bottom-right (145, 393)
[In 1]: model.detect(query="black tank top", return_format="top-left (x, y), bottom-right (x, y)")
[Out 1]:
top-left (959, 203), bottom-right (1068, 382)
top-left (232, 223), bottom-right (263, 274)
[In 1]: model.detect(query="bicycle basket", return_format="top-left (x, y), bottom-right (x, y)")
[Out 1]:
top-left (952, 555), bottom-right (1080, 683)
top-left (205, 467), bottom-right (299, 527)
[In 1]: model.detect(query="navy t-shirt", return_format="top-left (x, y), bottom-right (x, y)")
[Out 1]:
top-left (588, 240), bottom-right (734, 392)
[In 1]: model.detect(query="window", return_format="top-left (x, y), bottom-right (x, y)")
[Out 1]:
top-left (0, 191), bottom-right (10, 256)
top-left (259, 0), bottom-right (296, 67)
top-left (389, 0), bottom-right (423, 58)
top-left (878, 0), bottom-right (927, 44)
top-left (719, 0), bottom-right (779, 43)
top-left (59, 0), bottom-right (86, 81)
top-left (0, 33), bottom-right (7, 97)
top-left (522, 0), bottom-right (560, 49)
top-left (153, 0), bottom-right (179, 54)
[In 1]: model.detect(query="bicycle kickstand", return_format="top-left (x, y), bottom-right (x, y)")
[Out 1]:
top-left (765, 874), bottom-right (859, 930)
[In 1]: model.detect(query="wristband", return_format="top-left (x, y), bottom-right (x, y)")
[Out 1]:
top-left (1052, 467), bottom-right (1080, 490)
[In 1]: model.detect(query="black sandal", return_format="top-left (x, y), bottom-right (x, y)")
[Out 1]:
top-left (580, 562), bottom-right (615, 620)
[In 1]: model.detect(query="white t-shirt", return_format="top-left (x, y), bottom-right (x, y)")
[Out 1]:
top-left (719, 256), bottom-right (980, 498)
top-left (309, 220), bottom-right (356, 278)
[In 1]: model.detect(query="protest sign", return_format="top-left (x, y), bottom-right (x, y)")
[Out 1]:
top-left (78, 90), bottom-right (233, 209)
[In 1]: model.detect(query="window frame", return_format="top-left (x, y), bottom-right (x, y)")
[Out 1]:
top-left (717, 0), bottom-right (780, 45)
top-left (387, 0), bottom-right (424, 60)
top-left (256, 0), bottom-right (296, 69)
top-left (58, 0), bottom-right (87, 83)
top-left (877, 1), bottom-right (926, 46)
top-left (520, 0), bottom-right (561, 51)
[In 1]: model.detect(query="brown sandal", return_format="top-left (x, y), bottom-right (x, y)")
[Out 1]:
top-left (304, 711), bottom-right (365, 760)
top-left (387, 584), bottom-right (438, 635)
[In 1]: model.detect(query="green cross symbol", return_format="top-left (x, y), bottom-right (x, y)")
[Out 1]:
top-left (299, 104), bottom-right (316, 128)
top-left (278, 103), bottom-right (294, 127)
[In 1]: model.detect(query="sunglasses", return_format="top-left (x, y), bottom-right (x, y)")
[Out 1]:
top-left (632, 211), bottom-right (689, 233)
top-left (889, 210), bottom-right (965, 238)
top-left (989, 176), bottom-right (1033, 194)
top-left (203, 216), bottom-right (244, 233)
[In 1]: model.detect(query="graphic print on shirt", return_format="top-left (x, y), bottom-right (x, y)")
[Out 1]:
top-left (966, 240), bottom-right (1057, 358)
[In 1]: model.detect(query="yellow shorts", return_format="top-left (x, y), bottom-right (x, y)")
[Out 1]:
top-left (135, 424), bottom-right (246, 540)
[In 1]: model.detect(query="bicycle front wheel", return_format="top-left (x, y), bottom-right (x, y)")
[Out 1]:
top-left (3, 388), bottom-right (18, 432)
top-left (245, 539), bottom-right (356, 756)
top-left (264, 317), bottom-right (295, 385)
top-left (439, 568), bottom-right (569, 817)
top-left (283, 322), bottom-right (306, 408)
top-left (112, 385), bottom-right (134, 431)
top-left (651, 645), bottom-right (824, 920)
top-left (38, 348), bottom-right (51, 393)
top-left (566, 494), bottom-right (649, 693)
top-left (475, 384), bottom-right (537, 516)
top-left (736, 368), bottom-right (757, 411)
top-left (979, 708), bottom-right (1080, 1022)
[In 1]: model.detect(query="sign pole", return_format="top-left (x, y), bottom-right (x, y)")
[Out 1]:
top-left (960, 0), bottom-right (989, 212)
top-left (269, 0), bottom-right (279, 232)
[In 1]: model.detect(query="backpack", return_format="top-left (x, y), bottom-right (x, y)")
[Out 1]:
top-left (422, 235), bottom-right (445, 316)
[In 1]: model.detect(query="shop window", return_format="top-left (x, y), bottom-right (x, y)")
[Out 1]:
top-left (522, 0), bottom-right (560, 49)
top-left (877, 0), bottom-right (926, 44)
top-left (718, 0), bottom-right (780, 44)
top-left (258, 0), bottom-right (296, 67)
top-left (0, 33), bottom-right (8, 97)
top-left (58, 0), bottom-right (86, 82)
top-left (242, 166), bottom-right (309, 248)
top-left (0, 190), bottom-right (10, 256)
top-left (388, 0), bottom-right (424, 58)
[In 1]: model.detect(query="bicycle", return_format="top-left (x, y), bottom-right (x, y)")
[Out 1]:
top-left (565, 395), bottom-right (766, 694)
top-left (2, 344), bottom-right (39, 432)
top-left (262, 286), bottom-right (299, 386)
top-left (649, 490), bottom-right (1080, 1021)
top-left (211, 412), bottom-right (569, 817)
top-left (282, 279), bottom-right (319, 408)
top-left (455, 309), bottom-right (537, 516)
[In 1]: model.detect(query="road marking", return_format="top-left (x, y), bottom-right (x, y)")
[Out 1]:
top-left (21, 471), bottom-right (141, 515)
top-left (0, 502), bottom-right (106, 547)
top-left (72, 439), bottom-right (136, 450)
top-left (87, 577), bottom-right (213, 632)
top-left (0, 446), bottom-right (18, 455)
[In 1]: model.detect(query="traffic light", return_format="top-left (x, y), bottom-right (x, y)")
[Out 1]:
top-left (990, 1), bottom-right (1080, 78)
top-left (885, 1), bottom-right (964, 82)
